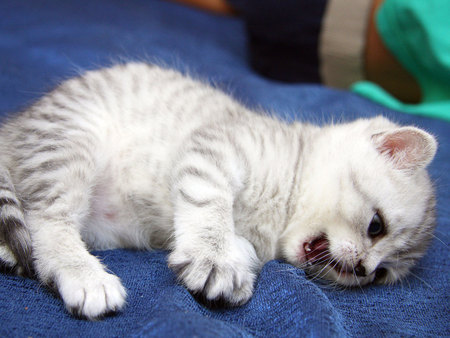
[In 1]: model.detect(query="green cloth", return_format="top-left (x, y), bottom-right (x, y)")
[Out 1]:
top-left (351, 0), bottom-right (450, 122)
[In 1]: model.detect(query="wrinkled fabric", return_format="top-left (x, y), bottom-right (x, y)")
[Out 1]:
top-left (0, 0), bottom-right (448, 336)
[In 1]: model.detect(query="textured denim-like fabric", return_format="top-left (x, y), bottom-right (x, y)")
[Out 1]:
top-left (0, 0), bottom-right (448, 336)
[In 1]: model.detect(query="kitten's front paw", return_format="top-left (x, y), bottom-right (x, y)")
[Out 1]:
top-left (56, 268), bottom-right (127, 320)
top-left (168, 236), bottom-right (260, 305)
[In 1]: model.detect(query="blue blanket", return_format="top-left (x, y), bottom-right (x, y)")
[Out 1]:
top-left (0, 0), bottom-right (448, 336)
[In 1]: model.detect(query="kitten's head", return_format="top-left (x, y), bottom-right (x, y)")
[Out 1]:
top-left (281, 116), bottom-right (437, 286)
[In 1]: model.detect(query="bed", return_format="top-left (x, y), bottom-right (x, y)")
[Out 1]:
top-left (0, 0), bottom-right (448, 336)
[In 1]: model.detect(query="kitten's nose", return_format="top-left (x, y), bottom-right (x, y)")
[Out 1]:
top-left (354, 261), bottom-right (367, 277)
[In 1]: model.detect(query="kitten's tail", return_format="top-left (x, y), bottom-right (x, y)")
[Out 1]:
top-left (0, 165), bottom-right (33, 276)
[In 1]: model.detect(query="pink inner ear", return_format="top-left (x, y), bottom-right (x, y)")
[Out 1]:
top-left (375, 128), bottom-right (436, 171)
top-left (389, 137), bottom-right (417, 169)
top-left (380, 135), bottom-right (409, 158)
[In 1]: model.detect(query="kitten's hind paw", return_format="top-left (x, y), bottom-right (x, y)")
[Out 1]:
top-left (0, 244), bottom-right (18, 273)
top-left (169, 236), bottom-right (260, 306)
top-left (0, 243), bottom-right (31, 276)
top-left (56, 268), bottom-right (127, 320)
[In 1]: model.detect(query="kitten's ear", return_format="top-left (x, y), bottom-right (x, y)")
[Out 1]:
top-left (372, 127), bottom-right (437, 171)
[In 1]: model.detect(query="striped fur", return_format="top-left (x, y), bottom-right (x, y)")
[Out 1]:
top-left (0, 165), bottom-right (33, 276)
top-left (0, 63), bottom-right (437, 319)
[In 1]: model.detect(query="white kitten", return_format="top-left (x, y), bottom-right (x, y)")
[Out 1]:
top-left (0, 63), bottom-right (437, 319)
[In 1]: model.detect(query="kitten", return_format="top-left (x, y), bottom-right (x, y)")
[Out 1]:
top-left (0, 63), bottom-right (437, 320)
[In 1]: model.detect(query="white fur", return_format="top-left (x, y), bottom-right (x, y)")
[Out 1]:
top-left (0, 64), bottom-right (437, 319)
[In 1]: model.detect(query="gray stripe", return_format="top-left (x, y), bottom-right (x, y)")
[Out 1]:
top-left (19, 151), bottom-right (94, 181)
top-left (32, 144), bottom-right (61, 154)
top-left (179, 189), bottom-right (215, 208)
top-left (0, 197), bottom-right (20, 208)
top-left (176, 166), bottom-right (227, 190)
top-left (26, 181), bottom-right (55, 201)
top-left (186, 146), bottom-right (222, 160)
top-left (19, 128), bottom-right (68, 142)
top-left (0, 216), bottom-right (33, 276)
top-left (192, 129), bottom-right (224, 143)
top-left (34, 110), bottom-right (71, 124)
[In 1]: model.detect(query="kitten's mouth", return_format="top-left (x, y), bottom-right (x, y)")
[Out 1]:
top-left (301, 235), bottom-right (356, 276)
top-left (302, 235), bottom-right (330, 265)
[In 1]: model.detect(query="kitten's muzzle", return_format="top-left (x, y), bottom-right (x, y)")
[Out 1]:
top-left (303, 236), bottom-right (368, 278)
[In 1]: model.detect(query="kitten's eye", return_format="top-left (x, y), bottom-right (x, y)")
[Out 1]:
top-left (368, 212), bottom-right (385, 238)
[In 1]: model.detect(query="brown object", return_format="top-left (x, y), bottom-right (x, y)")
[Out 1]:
top-left (170, 0), bottom-right (235, 15)
top-left (365, 0), bottom-right (421, 103)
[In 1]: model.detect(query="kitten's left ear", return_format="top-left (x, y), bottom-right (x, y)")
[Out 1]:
top-left (372, 127), bottom-right (438, 171)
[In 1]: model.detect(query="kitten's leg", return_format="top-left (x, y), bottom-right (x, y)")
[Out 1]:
top-left (17, 140), bottom-right (126, 319)
top-left (0, 165), bottom-right (33, 276)
top-left (29, 213), bottom-right (126, 319)
top-left (168, 139), bottom-right (261, 305)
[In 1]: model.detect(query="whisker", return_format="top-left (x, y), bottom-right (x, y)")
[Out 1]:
top-left (409, 272), bottom-right (434, 291)
top-left (309, 257), bottom-right (338, 282)
top-left (324, 258), bottom-right (344, 280)
top-left (412, 265), bottom-right (443, 272)
top-left (430, 233), bottom-right (449, 247)
top-left (296, 251), bottom-right (332, 271)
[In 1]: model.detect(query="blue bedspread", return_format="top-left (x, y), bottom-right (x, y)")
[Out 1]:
top-left (0, 0), bottom-right (448, 336)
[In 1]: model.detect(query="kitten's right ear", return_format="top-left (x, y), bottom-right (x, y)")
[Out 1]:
top-left (372, 127), bottom-right (438, 172)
